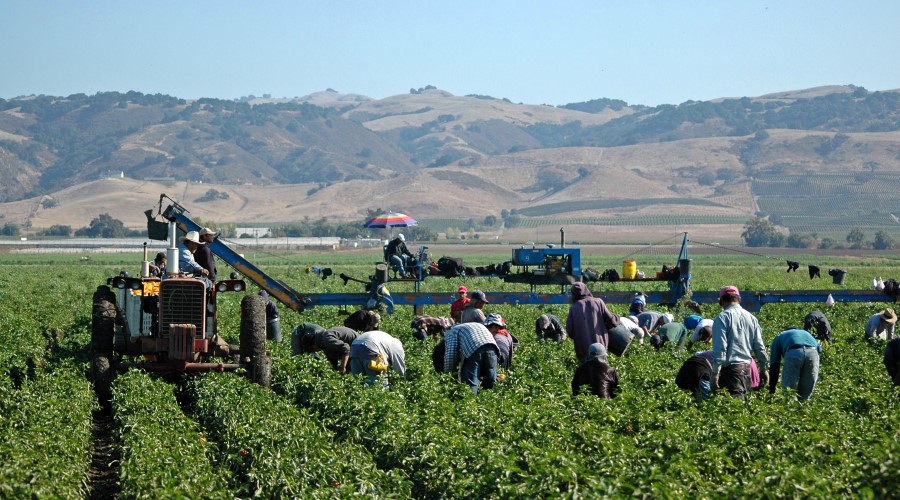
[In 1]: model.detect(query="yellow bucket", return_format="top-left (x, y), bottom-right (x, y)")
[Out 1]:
top-left (623, 260), bottom-right (637, 280)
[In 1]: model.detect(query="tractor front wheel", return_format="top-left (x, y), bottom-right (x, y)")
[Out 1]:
top-left (240, 294), bottom-right (271, 387)
top-left (91, 287), bottom-right (117, 406)
top-left (91, 354), bottom-right (113, 408)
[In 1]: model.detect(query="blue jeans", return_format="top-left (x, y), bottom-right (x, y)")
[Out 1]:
top-left (697, 378), bottom-right (713, 402)
top-left (782, 347), bottom-right (819, 400)
top-left (389, 255), bottom-right (408, 277)
top-left (460, 344), bottom-right (498, 394)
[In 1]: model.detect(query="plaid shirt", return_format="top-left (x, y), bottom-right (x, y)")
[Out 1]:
top-left (443, 323), bottom-right (497, 373)
top-left (412, 315), bottom-right (453, 335)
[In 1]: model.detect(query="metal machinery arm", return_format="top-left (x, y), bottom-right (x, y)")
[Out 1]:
top-left (157, 196), bottom-right (311, 313)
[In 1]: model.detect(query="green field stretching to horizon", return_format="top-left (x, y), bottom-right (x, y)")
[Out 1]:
top-left (1, 251), bottom-right (899, 497)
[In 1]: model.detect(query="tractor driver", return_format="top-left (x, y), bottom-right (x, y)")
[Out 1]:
top-left (178, 231), bottom-right (210, 284)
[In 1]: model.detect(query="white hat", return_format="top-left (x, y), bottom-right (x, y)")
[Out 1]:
top-left (180, 231), bottom-right (203, 245)
top-left (199, 227), bottom-right (218, 237)
top-left (397, 233), bottom-right (405, 241)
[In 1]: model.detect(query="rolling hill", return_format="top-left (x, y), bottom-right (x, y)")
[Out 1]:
top-left (2, 85), bottom-right (900, 243)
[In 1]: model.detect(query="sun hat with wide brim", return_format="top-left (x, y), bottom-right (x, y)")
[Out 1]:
top-left (180, 230), bottom-right (204, 245)
top-left (199, 227), bottom-right (218, 237)
top-left (880, 308), bottom-right (898, 324)
top-left (483, 313), bottom-right (506, 328)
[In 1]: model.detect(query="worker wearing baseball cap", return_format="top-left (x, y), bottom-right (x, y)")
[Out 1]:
top-left (710, 285), bottom-right (769, 400)
top-left (459, 290), bottom-right (489, 324)
top-left (450, 286), bottom-right (470, 323)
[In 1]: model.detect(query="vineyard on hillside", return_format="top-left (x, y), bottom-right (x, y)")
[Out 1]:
top-left (1, 252), bottom-right (899, 497)
top-left (754, 173), bottom-right (900, 237)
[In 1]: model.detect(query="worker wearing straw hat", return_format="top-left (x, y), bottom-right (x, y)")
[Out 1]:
top-left (865, 308), bottom-right (897, 342)
top-left (177, 231), bottom-right (209, 279)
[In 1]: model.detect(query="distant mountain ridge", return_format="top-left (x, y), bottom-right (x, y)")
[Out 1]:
top-left (2, 85), bottom-right (900, 241)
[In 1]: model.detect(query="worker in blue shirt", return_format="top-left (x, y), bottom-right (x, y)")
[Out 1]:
top-left (768, 328), bottom-right (821, 401)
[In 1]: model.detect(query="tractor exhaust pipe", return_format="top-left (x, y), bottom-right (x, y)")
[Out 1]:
top-left (167, 221), bottom-right (179, 274)
top-left (560, 227), bottom-right (565, 248)
top-left (141, 242), bottom-right (151, 278)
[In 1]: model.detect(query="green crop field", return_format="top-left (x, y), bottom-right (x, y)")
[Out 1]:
top-left (1, 250), bottom-right (899, 497)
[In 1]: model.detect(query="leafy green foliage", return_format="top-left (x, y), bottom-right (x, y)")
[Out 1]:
top-left (113, 371), bottom-right (230, 498)
top-left (1, 253), bottom-right (900, 496)
top-left (189, 372), bottom-right (410, 497)
top-left (0, 369), bottom-right (95, 498)
top-left (742, 217), bottom-right (784, 247)
top-left (74, 213), bottom-right (142, 238)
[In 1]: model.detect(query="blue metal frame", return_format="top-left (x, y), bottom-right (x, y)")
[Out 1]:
top-left (300, 288), bottom-right (896, 313)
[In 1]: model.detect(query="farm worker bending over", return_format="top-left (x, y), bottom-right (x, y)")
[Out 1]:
top-left (676, 352), bottom-right (714, 402)
top-left (258, 290), bottom-right (281, 342)
top-left (619, 315), bottom-right (644, 344)
top-left (343, 309), bottom-right (381, 333)
top-left (349, 330), bottom-right (406, 386)
top-left (650, 319), bottom-right (689, 350)
top-left (865, 308), bottom-right (897, 342)
top-left (803, 311), bottom-right (833, 343)
top-left (883, 337), bottom-right (900, 386)
top-left (636, 310), bottom-right (671, 339)
top-left (629, 292), bottom-right (646, 316)
top-left (536, 314), bottom-right (566, 342)
top-left (195, 227), bottom-right (218, 282)
top-left (571, 343), bottom-right (619, 398)
top-left (484, 314), bottom-right (515, 371)
top-left (566, 282), bottom-right (619, 362)
top-left (768, 328), bottom-right (821, 401)
top-left (291, 323), bottom-right (324, 356)
top-left (442, 323), bottom-right (499, 394)
top-left (459, 290), bottom-right (489, 324)
top-left (177, 231), bottom-right (210, 281)
top-left (711, 285), bottom-right (769, 400)
top-left (685, 315), bottom-right (714, 350)
top-left (450, 286), bottom-right (470, 323)
top-left (411, 315), bottom-right (454, 340)
top-left (299, 326), bottom-right (358, 374)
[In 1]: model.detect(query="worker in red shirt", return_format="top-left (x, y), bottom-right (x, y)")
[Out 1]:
top-left (450, 286), bottom-right (470, 323)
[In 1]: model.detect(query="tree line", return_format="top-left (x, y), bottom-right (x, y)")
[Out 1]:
top-left (742, 217), bottom-right (896, 249)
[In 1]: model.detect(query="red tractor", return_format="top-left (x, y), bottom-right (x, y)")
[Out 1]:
top-left (91, 248), bottom-right (271, 403)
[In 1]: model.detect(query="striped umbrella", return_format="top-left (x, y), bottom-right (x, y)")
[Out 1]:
top-left (363, 212), bottom-right (418, 229)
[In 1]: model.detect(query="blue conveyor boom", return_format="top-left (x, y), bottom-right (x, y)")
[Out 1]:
top-left (161, 200), bottom-right (311, 313)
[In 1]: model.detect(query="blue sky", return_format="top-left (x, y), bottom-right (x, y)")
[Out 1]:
top-left (3, 1), bottom-right (898, 106)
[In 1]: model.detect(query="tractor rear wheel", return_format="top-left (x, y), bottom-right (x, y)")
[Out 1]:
top-left (240, 294), bottom-right (271, 387)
